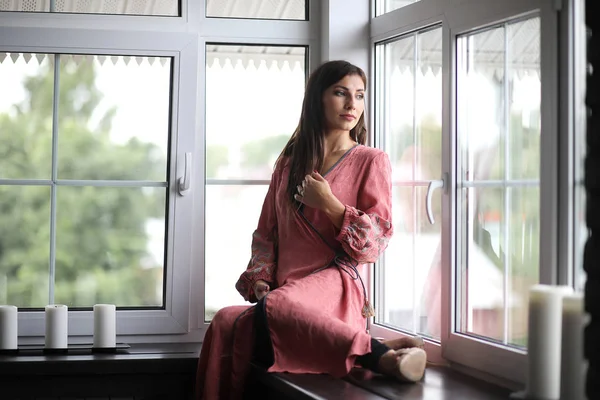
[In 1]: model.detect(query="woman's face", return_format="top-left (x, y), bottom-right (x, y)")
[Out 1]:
top-left (321, 74), bottom-right (365, 134)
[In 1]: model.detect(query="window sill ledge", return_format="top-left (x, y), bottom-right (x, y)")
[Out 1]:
top-left (0, 342), bottom-right (200, 399)
top-left (249, 363), bottom-right (512, 400)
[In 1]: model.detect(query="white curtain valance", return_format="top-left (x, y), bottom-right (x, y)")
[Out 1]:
top-left (0, 53), bottom-right (171, 67)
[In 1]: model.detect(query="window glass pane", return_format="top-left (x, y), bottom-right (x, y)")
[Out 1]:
top-left (55, 186), bottom-right (166, 307)
top-left (57, 54), bottom-right (171, 181)
top-left (0, 185), bottom-right (51, 308)
top-left (205, 185), bottom-right (268, 320)
top-left (508, 19), bottom-right (541, 180)
top-left (205, 45), bottom-right (305, 180)
top-left (0, 0), bottom-right (179, 16)
top-left (457, 16), bottom-right (541, 347)
top-left (375, 0), bottom-right (419, 17)
top-left (375, 27), bottom-right (442, 340)
top-left (205, 45), bottom-right (307, 320)
top-left (381, 185), bottom-right (441, 337)
top-left (0, 53), bottom-right (53, 180)
top-left (206, 0), bottom-right (306, 20)
top-left (459, 187), bottom-right (506, 342)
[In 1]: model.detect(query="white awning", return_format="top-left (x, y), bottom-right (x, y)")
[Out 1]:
top-left (385, 17), bottom-right (540, 80)
top-left (0, 0), bottom-right (306, 19)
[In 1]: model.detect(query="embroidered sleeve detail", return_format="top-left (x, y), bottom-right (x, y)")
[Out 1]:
top-left (235, 230), bottom-right (277, 302)
top-left (336, 206), bottom-right (392, 263)
top-left (234, 166), bottom-right (280, 303)
top-left (335, 152), bottom-right (394, 264)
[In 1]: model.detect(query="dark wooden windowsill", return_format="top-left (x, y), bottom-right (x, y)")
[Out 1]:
top-left (0, 342), bottom-right (200, 376)
top-left (0, 342), bottom-right (511, 400)
top-left (0, 342), bottom-right (200, 400)
top-left (250, 363), bottom-right (512, 400)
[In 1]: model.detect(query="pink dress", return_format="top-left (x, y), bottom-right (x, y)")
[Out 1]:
top-left (196, 145), bottom-right (393, 399)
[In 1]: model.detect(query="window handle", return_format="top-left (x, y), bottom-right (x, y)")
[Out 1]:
top-left (426, 175), bottom-right (446, 225)
top-left (178, 152), bottom-right (192, 196)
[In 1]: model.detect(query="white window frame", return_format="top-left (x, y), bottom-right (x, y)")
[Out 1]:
top-left (369, 20), bottom-right (447, 366)
top-left (370, 0), bottom-right (569, 385)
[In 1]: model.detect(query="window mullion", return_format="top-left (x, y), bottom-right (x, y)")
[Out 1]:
top-left (411, 33), bottom-right (419, 335)
top-left (49, 53), bottom-right (61, 305)
top-left (502, 22), bottom-right (511, 346)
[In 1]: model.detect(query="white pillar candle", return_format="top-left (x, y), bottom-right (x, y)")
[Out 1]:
top-left (560, 293), bottom-right (587, 400)
top-left (0, 305), bottom-right (18, 350)
top-left (93, 304), bottom-right (116, 348)
top-left (45, 304), bottom-right (68, 349)
top-left (526, 284), bottom-right (573, 400)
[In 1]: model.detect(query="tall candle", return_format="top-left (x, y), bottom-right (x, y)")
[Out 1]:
top-left (45, 304), bottom-right (68, 349)
top-left (526, 284), bottom-right (573, 400)
top-left (93, 304), bottom-right (116, 348)
top-left (560, 293), bottom-right (587, 400)
top-left (0, 305), bottom-right (18, 350)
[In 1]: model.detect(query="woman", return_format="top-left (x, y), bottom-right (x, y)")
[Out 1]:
top-left (196, 60), bottom-right (426, 399)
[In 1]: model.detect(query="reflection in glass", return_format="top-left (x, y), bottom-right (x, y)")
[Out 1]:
top-left (457, 17), bottom-right (541, 347)
top-left (0, 185), bottom-right (51, 308)
top-left (381, 185), bottom-right (441, 338)
top-left (0, 53), bottom-right (53, 179)
top-left (205, 45), bottom-right (306, 180)
top-left (206, 0), bottom-right (306, 20)
top-left (508, 187), bottom-right (539, 346)
top-left (0, 0), bottom-right (179, 16)
top-left (376, 27), bottom-right (442, 340)
top-left (508, 19), bottom-right (541, 180)
top-left (55, 186), bottom-right (166, 307)
top-left (460, 187), bottom-right (506, 343)
top-left (57, 54), bottom-right (171, 181)
top-left (205, 185), bottom-right (269, 320)
top-left (459, 26), bottom-right (505, 182)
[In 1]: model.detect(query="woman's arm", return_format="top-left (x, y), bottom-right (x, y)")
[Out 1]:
top-left (235, 168), bottom-right (279, 303)
top-left (334, 152), bottom-right (393, 264)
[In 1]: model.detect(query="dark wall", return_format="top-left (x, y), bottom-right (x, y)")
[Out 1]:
top-left (585, 3), bottom-right (600, 399)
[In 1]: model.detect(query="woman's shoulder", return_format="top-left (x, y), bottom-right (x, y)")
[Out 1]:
top-left (354, 145), bottom-right (390, 164)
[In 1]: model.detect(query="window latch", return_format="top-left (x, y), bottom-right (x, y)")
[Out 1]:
top-left (426, 174), bottom-right (447, 225)
top-left (178, 152), bottom-right (192, 196)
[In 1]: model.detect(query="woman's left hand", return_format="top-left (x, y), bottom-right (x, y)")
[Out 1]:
top-left (295, 171), bottom-right (346, 228)
top-left (294, 171), bottom-right (334, 211)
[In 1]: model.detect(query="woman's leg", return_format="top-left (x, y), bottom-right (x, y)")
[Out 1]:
top-left (196, 305), bottom-right (251, 400)
top-left (356, 338), bottom-right (392, 372)
top-left (252, 295), bottom-right (274, 368)
top-left (357, 339), bottom-right (427, 382)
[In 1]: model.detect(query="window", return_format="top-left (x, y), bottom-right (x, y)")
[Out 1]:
top-left (456, 16), bottom-right (541, 348)
top-left (204, 45), bottom-right (307, 320)
top-left (371, 0), bottom-right (564, 384)
top-left (0, 52), bottom-right (171, 309)
top-left (206, 0), bottom-right (307, 21)
top-left (0, 0), bottom-right (180, 16)
top-left (375, 0), bottom-right (420, 17)
top-left (374, 27), bottom-right (443, 341)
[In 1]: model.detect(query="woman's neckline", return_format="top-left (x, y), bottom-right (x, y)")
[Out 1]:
top-left (322, 144), bottom-right (361, 177)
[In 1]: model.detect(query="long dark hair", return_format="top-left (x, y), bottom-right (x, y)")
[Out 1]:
top-left (276, 60), bottom-right (367, 205)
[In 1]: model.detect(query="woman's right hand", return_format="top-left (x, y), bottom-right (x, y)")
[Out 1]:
top-left (253, 280), bottom-right (270, 301)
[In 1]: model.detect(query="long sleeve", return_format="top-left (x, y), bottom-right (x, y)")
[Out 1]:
top-left (335, 152), bottom-right (393, 264)
top-left (235, 169), bottom-right (279, 303)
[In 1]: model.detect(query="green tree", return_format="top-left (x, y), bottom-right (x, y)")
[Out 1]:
top-left (241, 134), bottom-right (289, 169)
top-left (0, 57), bottom-right (166, 308)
